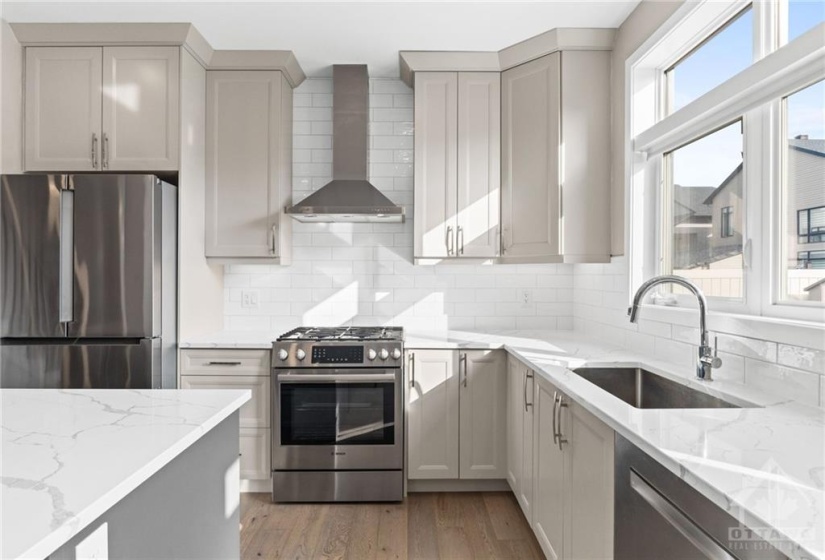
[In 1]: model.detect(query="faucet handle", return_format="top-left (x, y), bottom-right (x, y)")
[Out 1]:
top-left (710, 336), bottom-right (723, 368)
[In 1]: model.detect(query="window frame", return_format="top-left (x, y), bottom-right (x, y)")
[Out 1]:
top-left (626, 0), bottom-right (825, 325)
top-left (797, 206), bottom-right (825, 244)
top-left (721, 206), bottom-right (734, 238)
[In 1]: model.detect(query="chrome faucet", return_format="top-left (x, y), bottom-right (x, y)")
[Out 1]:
top-left (627, 275), bottom-right (722, 381)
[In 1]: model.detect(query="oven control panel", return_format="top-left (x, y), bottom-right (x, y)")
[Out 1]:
top-left (312, 345), bottom-right (364, 364)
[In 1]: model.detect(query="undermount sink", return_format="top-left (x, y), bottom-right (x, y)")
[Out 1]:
top-left (572, 367), bottom-right (745, 409)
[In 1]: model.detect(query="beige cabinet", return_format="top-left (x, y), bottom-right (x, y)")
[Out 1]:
top-left (24, 47), bottom-right (102, 171)
top-left (24, 46), bottom-right (179, 172)
top-left (507, 355), bottom-right (536, 522)
top-left (102, 47), bottom-right (180, 171)
top-left (407, 349), bottom-right (506, 480)
top-left (459, 350), bottom-right (507, 479)
top-left (414, 72), bottom-right (500, 260)
top-left (533, 373), bottom-right (614, 560)
top-left (205, 70), bottom-right (293, 263)
top-left (406, 349), bottom-right (460, 479)
top-left (501, 50), bottom-right (611, 263)
top-left (180, 349), bottom-right (272, 481)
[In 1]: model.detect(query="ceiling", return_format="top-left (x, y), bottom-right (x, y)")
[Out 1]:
top-left (2, 1), bottom-right (641, 77)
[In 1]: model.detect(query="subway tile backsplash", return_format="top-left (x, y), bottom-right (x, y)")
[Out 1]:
top-left (222, 78), bottom-right (573, 333)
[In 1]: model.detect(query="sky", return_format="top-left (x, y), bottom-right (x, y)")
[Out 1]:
top-left (671, 0), bottom-right (824, 188)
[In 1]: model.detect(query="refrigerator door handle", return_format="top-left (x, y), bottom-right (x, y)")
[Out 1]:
top-left (59, 189), bottom-right (74, 324)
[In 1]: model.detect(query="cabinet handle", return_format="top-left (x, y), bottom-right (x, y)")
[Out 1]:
top-left (556, 393), bottom-right (568, 450)
top-left (206, 361), bottom-right (242, 366)
top-left (523, 370), bottom-right (533, 411)
top-left (102, 133), bottom-right (109, 169)
top-left (446, 226), bottom-right (454, 256)
top-left (457, 226), bottom-right (464, 255)
top-left (270, 224), bottom-right (277, 255)
top-left (409, 352), bottom-right (415, 388)
top-left (91, 133), bottom-right (98, 169)
top-left (461, 353), bottom-right (468, 388)
top-left (552, 391), bottom-right (559, 444)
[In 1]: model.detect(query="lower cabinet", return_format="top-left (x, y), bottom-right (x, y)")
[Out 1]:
top-left (406, 349), bottom-right (506, 480)
top-left (180, 349), bottom-right (271, 481)
top-left (533, 373), bottom-right (614, 560)
top-left (507, 355), bottom-right (536, 522)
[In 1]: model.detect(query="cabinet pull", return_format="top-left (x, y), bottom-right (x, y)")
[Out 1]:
top-left (409, 352), bottom-right (415, 388)
top-left (91, 133), bottom-right (98, 169)
top-left (523, 370), bottom-right (533, 411)
top-left (457, 226), bottom-right (464, 255)
top-left (270, 224), bottom-right (277, 255)
top-left (461, 353), bottom-right (468, 388)
top-left (102, 133), bottom-right (109, 169)
top-left (446, 226), bottom-right (454, 256)
top-left (552, 391), bottom-right (559, 444)
top-left (556, 393), bottom-right (568, 450)
top-left (206, 361), bottom-right (242, 366)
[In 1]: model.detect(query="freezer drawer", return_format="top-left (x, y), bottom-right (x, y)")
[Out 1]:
top-left (0, 338), bottom-right (160, 388)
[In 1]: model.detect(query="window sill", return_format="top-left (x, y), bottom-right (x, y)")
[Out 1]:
top-left (638, 303), bottom-right (825, 351)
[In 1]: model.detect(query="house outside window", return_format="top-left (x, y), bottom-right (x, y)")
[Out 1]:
top-left (797, 206), bottom-right (825, 244)
top-left (721, 206), bottom-right (734, 238)
top-left (798, 251), bottom-right (825, 269)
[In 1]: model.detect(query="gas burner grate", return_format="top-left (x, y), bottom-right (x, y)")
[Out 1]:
top-left (278, 326), bottom-right (403, 342)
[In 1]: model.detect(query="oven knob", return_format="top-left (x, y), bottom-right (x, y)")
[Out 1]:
top-left (379, 348), bottom-right (389, 361)
top-left (391, 348), bottom-right (402, 360)
top-left (277, 349), bottom-right (289, 361)
top-left (296, 349), bottom-right (306, 361)
top-left (367, 349), bottom-right (377, 361)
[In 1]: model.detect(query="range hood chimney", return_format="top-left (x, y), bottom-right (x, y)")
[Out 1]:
top-left (286, 65), bottom-right (405, 223)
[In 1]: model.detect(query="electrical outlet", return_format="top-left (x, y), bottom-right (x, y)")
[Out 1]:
top-left (241, 289), bottom-right (260, 309)
top-left (520, 289), bottom-right (533, 307)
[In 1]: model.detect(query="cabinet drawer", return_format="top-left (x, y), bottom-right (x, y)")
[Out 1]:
top-left (239, 428), bottom-right (270, 480)
top-left (180, 375), bottom-right (270, 428)
top-left (180, 349), bottom-right (270, 377)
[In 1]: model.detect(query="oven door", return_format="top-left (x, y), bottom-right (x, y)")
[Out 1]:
top-left (272, 369), bottom-right (403, 471)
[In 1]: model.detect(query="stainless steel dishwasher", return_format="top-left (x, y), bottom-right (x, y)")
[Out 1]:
top-left (615, 434), bottom-right (791, 560)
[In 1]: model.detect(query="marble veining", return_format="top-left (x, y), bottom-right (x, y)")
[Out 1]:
top-left (1, 388), bottom-right (250, 560)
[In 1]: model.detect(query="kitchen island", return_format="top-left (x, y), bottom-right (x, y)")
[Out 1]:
top-left (1, 388), bottom-right (250, 559)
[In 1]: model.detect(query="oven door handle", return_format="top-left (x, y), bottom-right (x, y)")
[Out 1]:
top-left (276, 373), bottom-right (397, 383)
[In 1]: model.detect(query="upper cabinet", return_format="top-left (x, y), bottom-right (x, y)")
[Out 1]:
top-left (501, 51), bottom-right (611, 263)
top-left (414, 71), bottom-right (500, 261)
top-left (205, 70), bottom-right (293, 264)
top-left (24, 46), bottom-right (180, 172)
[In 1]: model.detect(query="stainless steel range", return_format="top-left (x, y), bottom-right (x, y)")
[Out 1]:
top-left (271, 326), bottom-right (404, 502)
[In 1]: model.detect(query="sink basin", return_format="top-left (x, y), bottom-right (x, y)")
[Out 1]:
top-left (572, 367), bottom-right (742, 409)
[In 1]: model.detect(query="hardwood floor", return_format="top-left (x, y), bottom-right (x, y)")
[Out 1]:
top-left (240, 492), bottom-right (545, 560)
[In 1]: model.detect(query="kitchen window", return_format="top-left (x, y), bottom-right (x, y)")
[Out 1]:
top-left (628, 0), bottom-right (825, 322)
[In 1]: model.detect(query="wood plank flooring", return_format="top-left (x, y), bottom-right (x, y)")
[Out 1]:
top-left (240, 492), bottom-right (545, 560)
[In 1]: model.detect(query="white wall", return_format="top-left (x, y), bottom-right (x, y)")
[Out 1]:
top-left (223, 77), bottom-right (575, 333)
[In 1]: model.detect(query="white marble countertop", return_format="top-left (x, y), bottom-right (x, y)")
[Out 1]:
top-left (180, 331), bottom-right (276, 349)
top-left (1, 388), bottom-right (250, 560)
top-left (183, 327), bottom-right (824, 558)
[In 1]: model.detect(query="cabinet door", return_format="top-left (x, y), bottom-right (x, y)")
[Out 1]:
top-left (239, 427), bottom-right (271, 480)
top-left (25, 47), bottom-right (102, 171)
top-left (180, 375), bottom-right (270, 429)
top-left (414, 72), bottom-right (458, 259)
top-left (102, 46), bottom-right (179, 171)
top-left (206, 71), bottom-right (283, 258)
top-left (563, 399), bottom-right (614, 560)
top-left (501, 53), bottom-right (560, 260)
top-left (532, 376), bottom-right (564, 560)
top-left (459, 350), bottom-right (506, 478)
top-left (520, 366), bottom-right (536, 521)
top-left (506, 356), bottom-right (523, 493)
top-left (457, 73), bottom-right (500, 258)
top-left (407, 350), bottom-right (459, 479)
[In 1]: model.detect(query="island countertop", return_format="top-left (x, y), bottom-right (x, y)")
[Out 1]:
top-left (1, 388), bottom-right (250, 560)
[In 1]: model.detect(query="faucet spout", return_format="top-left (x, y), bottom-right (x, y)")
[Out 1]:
top-left (627, 275), bottom-right (720, 381)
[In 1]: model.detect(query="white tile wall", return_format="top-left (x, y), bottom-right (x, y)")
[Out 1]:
top-left (223, 78), bottom-right (573, 333)
top-left (574, 257), bottom-right (825, 407)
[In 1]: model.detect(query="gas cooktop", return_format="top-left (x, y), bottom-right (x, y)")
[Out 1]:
top-left (276, 326), bottom-right (403, 342)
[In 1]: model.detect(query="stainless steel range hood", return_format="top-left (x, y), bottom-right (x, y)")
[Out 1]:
top-left (286, 65), bottom-right (405, 223)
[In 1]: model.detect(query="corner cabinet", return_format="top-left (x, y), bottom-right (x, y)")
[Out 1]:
top-left (406, 349), bottom-right (506, 480)
top-left (507, 355), bottom-right (536, 522)
top-left (24, 46), bottom-right (179, 172)
top-left (205, 70), bottom-right (293, 264)
top-left (533, 372), bottom-right (614, 560)
top-left (413, 72), bottom-right (500, 261)
top-left (501, 51), bottom-right (611, 263)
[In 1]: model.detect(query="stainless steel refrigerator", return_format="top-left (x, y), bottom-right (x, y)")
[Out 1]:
top-left (0, 174), bottom-right (177, 389)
